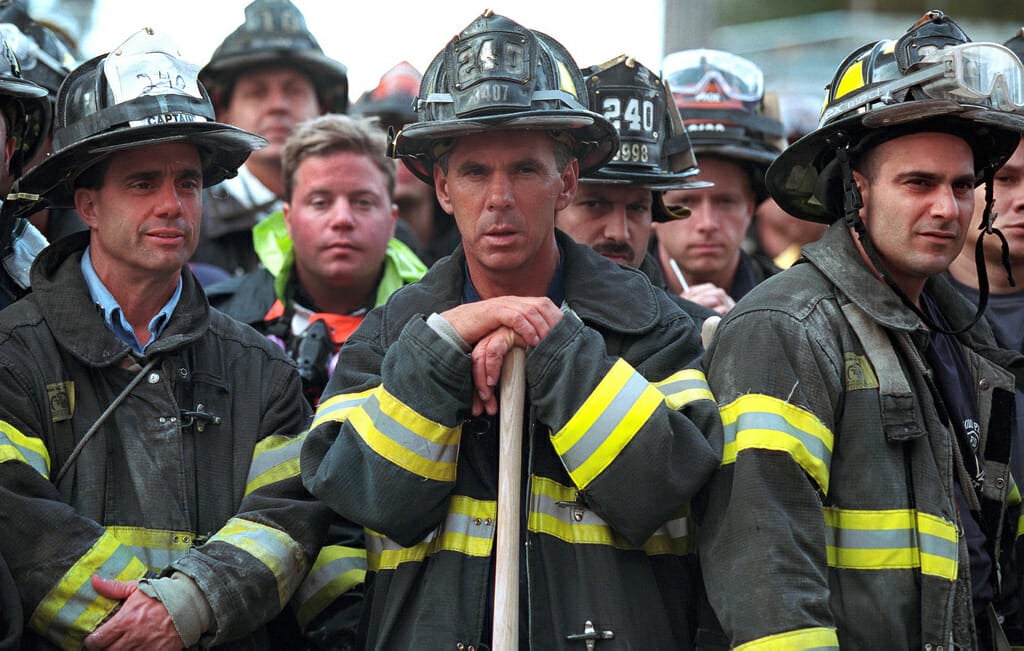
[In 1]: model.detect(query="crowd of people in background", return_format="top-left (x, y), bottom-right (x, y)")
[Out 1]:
top-left (1, 0), bottom-right (1024, 649)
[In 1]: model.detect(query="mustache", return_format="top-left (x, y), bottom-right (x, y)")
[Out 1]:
top-left (592, 242), bottom-right (635, 260)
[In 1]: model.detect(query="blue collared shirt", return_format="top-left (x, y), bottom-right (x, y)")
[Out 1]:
top-left (81, 246), bottom-right (182, 354)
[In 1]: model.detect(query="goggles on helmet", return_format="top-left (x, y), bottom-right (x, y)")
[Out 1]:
top-left (822, 42), bottom-right (1024, 125)
top-left (662, 49), bottom-right (764, 103)
top-left (920, 42), bottom-right (1024, 106)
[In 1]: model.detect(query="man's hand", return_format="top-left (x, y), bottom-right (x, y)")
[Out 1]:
top-left (441, 297), bottom-right (563, 348)
top-left (441, 298), bottom-right (562, 416)
top-left (84, 575), bottom-right (183, 650)
top-left (471, 326), bottom-right (523, 416)
top-left (681, 283), bottom-right (736, 315)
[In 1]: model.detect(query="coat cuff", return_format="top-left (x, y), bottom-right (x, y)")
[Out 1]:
top-left (138, 571), bottom-right (213, 647)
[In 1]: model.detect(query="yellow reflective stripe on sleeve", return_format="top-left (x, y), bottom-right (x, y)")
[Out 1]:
top-left (206, 517), bottom-right (306, 609)
top-left (293, 544), bottom-right (366, 631)
top-left (366, 496), bottom-right (495, 571)
top-left (552, 359), bottom-right (662, 489)
top-left (0, 419), bottom-right (50, 477)
top-left (824, 507), bottom-right (958, 580)
top-left (29, 530), bottom-right (147, 649)
top-left (735, 627), bottom-right (839, 650)
top-left (311, 388), bottom-right (374, 429)
top-left (106, 526), bottom-right (196, 572)
top-left (917, 512), bottom-right (959, 579)
top-left (245, 433), bottom-right (303, 495)
top-left (349, 387), bottom-right (459, 482)
top-left (653, 369), bottom-right (715, 410)
top-left (721, 394), bottom-right (833, 494)
top-left (527, 476), bottom-right (692, 555)
top-left (1018, 512), bottom-right (1024, 540)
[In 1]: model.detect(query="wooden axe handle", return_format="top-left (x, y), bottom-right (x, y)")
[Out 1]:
top-left (492, 347), bottom-right (526, 651)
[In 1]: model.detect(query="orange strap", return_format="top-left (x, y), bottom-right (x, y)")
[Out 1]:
top-left (264, 300), bottom-right (365, 345)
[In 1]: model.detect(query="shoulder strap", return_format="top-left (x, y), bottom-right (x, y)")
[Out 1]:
top-left (839, 300), bottom-right (926, 442)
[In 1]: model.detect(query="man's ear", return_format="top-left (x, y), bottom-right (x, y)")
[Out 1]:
top-left (74, 187), bottom-right (99, 229)
top-left (434, 165), bottom-right (454, 215)
top-left (554, 159), bottom-right (579, 212)
top-left (852, 169), bottom-right (866, 192)
top-left (282, 202), bottom-right (293, 236)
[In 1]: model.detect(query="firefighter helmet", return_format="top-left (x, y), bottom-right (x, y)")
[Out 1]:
top-left (766, 11), bottom-right (1024, 223)
top-left (582, 55), bottom-right (705, 189)
top-left (9, 28), bottom-right (267, 209)
top-left (663, 48), bottom-right (784, 202)
top-left (389, 10), bottom-right (617, 183)
top-left (581, 54), bottom-right (709, 220)
top-left (200, 0), bottom-right (348, 113)
top-left (350, 61), bottom-right (421, 131)
top-left (0, 29), bottom-right (48, 180)
top-left (0, 1), bottom-right (75, 100)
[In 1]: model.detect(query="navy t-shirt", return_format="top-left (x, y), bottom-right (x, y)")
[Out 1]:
top-left (921, 292), bottom-right (993, 616)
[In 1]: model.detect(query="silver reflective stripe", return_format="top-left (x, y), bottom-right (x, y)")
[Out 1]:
top-left (312, 390), bottom-right (372, 429)
top-left (0, 420), bottom-right (49, 477)
top-left (723, 411), bottom-right (832, 469)
top-left (359, 392), bottom-right (458, 466)
top-left (292, 547), bottom-right (366, 608)
top-left (560, 371), bottom-right (652, 474)
top-left (246, 434), bottom-right (302, 488)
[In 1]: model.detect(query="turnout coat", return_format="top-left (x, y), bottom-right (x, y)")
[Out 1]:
top-left (302, 231), bottom-right (723, 650)
top-left (0, 232), bottom-right (331, 648)
top-left (700, 223), bottom-right (1024, 649)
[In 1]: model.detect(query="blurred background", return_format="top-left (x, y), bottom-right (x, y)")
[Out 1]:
top-left (23, 0), bottom-right (1024, 130)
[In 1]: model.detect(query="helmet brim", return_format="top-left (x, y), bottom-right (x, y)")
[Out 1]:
top-left (582, 170), bottom-right (713, 192)
top-left (766, 101), bottom-right (1024, 223)
top-left (392, 109), bottom-right (617, 183)
top-left (15, 121), bottom-right (267, 208)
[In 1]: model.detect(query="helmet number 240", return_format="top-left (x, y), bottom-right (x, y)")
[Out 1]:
top-left (603, 96), bottom-right (654, 163)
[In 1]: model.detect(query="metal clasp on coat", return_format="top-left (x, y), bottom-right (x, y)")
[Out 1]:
top-left (556, 490), bottom-right (587, 522)
top-left (566, 620), bottom-right (614, 650)
top-left (179, 403), bottom-right (222, 433)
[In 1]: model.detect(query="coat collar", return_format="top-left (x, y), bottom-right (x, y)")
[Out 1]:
top-left (29, 231), bottom-right (209, 365)
top-left (802, 222), bottom-right (922, 331)
top-left (418, 230), bottom-right (665, 334)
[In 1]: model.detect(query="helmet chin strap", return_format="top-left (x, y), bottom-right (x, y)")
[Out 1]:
top-left (835, 138), bottom-right (994, 335)
top-left (977, 170), bottom-right (1016, 290)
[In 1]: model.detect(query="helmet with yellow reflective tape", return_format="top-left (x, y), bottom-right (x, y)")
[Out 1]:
top-left (7, 28), bottom-right (267, 211)
top-left (766, 10), bottom-right (1024, 224)
top-left (388, 10), bottom-right (617, 183)
top-left (767, 10), bottom-right (1024, 335)
top-left (580, 54), bottom-right (708, 221)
